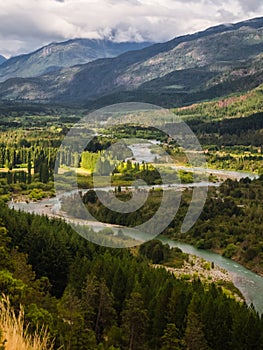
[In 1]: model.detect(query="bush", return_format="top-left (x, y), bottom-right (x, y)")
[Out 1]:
top-left (29, 189), bottom-right (45, 201)
top-left (223, 244), bottom-right (239, 259)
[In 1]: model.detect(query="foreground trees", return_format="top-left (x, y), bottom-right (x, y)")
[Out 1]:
top-left (0, 202), bottom-right (263, 349)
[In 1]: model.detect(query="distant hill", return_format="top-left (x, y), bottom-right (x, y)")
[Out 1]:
top-left (173, 84), bottom-right (263, 121)
top-left (0, 16), bottom-right (263, 108)
top-left (0, 55), bottom-right (6, 65)
top-left (0, 39), bottom-right (152, 82)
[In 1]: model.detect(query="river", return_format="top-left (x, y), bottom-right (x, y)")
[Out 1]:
top-left (126, 140), bottom-right (258, 180)
top-left (160, 238), bottom-right (263, 314)
top-left (9, 194), bottom-right (263, 315)
top-left (8, 141), bottom-right (262, 313)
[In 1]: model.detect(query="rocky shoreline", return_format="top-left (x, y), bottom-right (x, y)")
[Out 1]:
top-left (154, 255), bottom-right (244, 302)
top-left (164, 255), bottom-right (232, 283)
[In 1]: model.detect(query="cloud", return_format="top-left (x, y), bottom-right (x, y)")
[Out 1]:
top-left (238, 0), bottom-right (262, 12)
top-left (0, 0), bottom-right (262, 57)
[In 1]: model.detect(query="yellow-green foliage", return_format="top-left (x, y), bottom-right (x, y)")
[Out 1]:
top-left (173, 84), bottom-right (263, 121)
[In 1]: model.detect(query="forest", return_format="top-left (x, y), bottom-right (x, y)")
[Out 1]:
top-left (173, 84), bottom-right (263, 122)
top-left (0, 112), bottom-right (263, 348)
top-left (0, 202), bottom-right (262, 349)
top-left (61, 175), bottom-right (263, 275)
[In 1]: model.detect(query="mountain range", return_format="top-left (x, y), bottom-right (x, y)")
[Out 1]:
top-left (0, 16), bottom-right (263, 108)
top-left (0, 39), bottom-right (151, 82)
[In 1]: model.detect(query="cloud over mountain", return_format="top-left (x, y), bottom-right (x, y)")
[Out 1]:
top-left (1, 0), bottom-right (263, 57)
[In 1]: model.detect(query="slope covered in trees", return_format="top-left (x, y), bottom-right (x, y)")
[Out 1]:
top-left (173, 84), bottom-right (263, 122)
top-left (0, 202), bottom-right (262, 349)
top-left (70, 175), bottom-right (263, 275)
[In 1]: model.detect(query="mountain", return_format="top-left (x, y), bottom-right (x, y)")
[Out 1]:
top-left (0, 55), bottom-right (6, 65)
top-left (0, 39), bottom-right (152, 82)
top-left (0, 16), bottom-right (263, 108)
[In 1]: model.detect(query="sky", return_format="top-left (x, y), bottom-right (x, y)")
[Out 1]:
top-left (0, 0), bottom-right (263, 58)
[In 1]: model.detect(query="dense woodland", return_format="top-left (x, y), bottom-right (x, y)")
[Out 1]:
top-left (0, 202), bottom-right (262, 349)
top-left (180, 112), bottom-right (263, 173)
top-left (66, 175), bottom-right (263, 275)
top-left (173, 84), bottom-right (263, 122)
top-left (188, 112), bottom-right (263, 147)
top-left (0, 102), bottom-right (263, 348)
top-left (171, 176), bottom-right (263, 274)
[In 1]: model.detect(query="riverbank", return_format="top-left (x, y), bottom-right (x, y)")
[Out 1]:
top-left (165, 235), bottom-right (263, 278)
top-left (9, 197), bottom-right (263, 313)
top-left (154, 255), bottom-right (244, 302)
top-left (160, 237), bottom-right (263, 314)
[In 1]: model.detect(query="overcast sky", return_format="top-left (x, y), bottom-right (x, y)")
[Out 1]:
top-left (0, 0), bottom-right (263, 58)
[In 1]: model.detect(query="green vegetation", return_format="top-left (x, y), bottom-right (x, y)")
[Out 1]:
top-left (102, 125), bottom-right (168, 142)
top-left (62, 188), bottom-right (164, 226)
top-left (0, 202), bottom-right (262, 349)
top-left (139, 240), bottom-right (188, 267)
top-left (0, 98), bottom-right (263, 349)
top-left (170, 176), bottom-right (263, 274)
top-left (173, 84), bottom-right (263, 122)
top-left (0, 127), bottom-right (63, 201)
top-left (2, 18), bottom-right (263, 350)
top-left (206, 148), bottom-right (263, 174)
top-left (70, 176), bottom-right (263, 275)
top-left (168, 111), bottom-right (263, 174)
top-left (188, 111), bottom-right (263, 147)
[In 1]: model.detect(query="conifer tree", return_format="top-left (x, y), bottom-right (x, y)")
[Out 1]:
top-left (161, 323), bottom-right (183, 350)
top-left (121, 290), bottom-right (148, 350)
top-left (184, 309), bottom-right (210, 350)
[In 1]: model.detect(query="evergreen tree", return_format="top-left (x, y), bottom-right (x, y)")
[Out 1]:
top-left (81, 275), bottom-right (99, 327)
top-left (121, 290), bottom-right (148, 350)
top-left (184, 309), bottom-right (210, 350)
top-left (161, 323), bottom-right (183, 350)
top-left (112, 267), bottom-right (127, 319)
top-left (94, 279), bottom-right (116, 342)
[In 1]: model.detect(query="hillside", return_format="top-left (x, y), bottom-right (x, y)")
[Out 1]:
top-left (0, 39), bottom-right (151, 82)
top-left (0, 202), bottom-right (262, 349)
top-left (0, 17), bottom-right (263, 107)
top-left (173, 83), bottom-right (263, 121)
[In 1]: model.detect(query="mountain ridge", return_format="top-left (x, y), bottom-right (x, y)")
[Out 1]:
top-left (0, 16), bottom-right (263, 108)
top-left (0, 39), bottom-right (152, 82)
